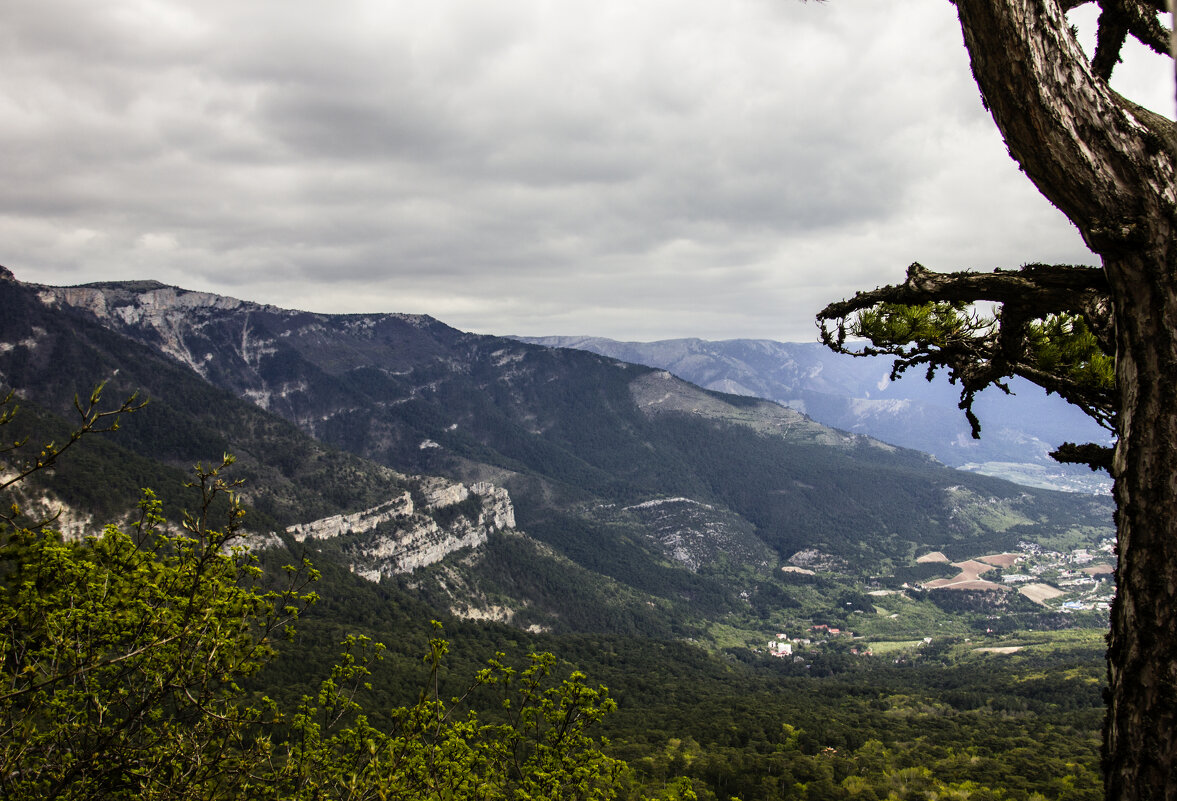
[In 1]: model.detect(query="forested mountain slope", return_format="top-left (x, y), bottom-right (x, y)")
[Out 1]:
top-left (518, 335), bottom-right (1112, 492)
top-left (0, 268), bottom-right (1113, 638)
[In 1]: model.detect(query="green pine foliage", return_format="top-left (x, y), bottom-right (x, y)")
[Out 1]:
top-left (853, 301), bottom-right (994, 351)
top-left (1026, 314), bottom-right (1114, 393)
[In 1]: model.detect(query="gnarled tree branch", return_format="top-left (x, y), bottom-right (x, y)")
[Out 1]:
top-left (817, 262), bottom-right (1116, 466)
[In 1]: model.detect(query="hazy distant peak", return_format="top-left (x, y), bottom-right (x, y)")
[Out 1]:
top-left (517, 332), bottom-right (1111, 493)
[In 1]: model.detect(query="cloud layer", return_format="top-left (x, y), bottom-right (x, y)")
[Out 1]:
top-left (2, 0), bottom-right (1170, 340)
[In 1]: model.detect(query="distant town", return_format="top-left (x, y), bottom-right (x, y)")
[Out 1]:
top-left (915, 539), bottom-right (1116, 612)
top-left (761, 539), bottom-right (1116, 661)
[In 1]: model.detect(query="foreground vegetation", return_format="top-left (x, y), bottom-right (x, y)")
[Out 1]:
top-left (286, 569), bottom-right (1107, 801)
top-left (0, 390), bottom-right (1106, 799)
top-left (0, 393), bottom-right (643, 799)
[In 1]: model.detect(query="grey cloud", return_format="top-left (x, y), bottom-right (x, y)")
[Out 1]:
top-left (0, 0), bottom-right (1124, 342)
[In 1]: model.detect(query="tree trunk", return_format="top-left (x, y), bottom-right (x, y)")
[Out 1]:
top-left (951, 2), bottom-right (1177, 799)
top-left (1104, 239), bottom-right (1177, 801)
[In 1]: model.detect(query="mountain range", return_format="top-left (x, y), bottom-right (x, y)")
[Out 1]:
top-left (515, 336), bottom-right (1113, 493)
top-left (0, 266), bottom-right (1114, 642)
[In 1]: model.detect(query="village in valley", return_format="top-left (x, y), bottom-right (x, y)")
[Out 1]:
top-left (760, 539), bottom-right (1116, 662)
top-left (914, 538), bottom-right (1116, 611)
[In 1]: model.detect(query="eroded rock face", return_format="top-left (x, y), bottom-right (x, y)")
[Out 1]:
top-left (286, 477), bottom-right (515, 580)
top-left (287, 494), bottom-right (415, 542)
top-left (38, 285), bottom-right (254, 379)
top-left (618, 497), bottom-right (773, 573)
top-left (34, 282), bottom-right (445, 436)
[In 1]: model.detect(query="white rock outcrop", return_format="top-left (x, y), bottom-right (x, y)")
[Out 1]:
top-left (285, 478), bottom-right (515, 580)
top-left (287, 494), bottom-right (415, 542)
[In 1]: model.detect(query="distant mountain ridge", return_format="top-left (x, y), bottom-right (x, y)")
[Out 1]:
top-left (0, 268), bottom-right (1114, 639)
top-left (515, 335), bottom-right (1112, 493)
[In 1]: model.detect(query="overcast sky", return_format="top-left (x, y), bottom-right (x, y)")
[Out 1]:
top-left (2, 1), bottom-right (1172, 341)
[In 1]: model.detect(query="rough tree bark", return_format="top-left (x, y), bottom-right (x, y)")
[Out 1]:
top-left (947, 3), bottom-right (1176, 798)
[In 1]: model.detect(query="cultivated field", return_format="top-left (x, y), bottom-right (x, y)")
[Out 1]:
top-left (923, 559), bottom-right (1001, 590)
top-left (1019, 583), bottom-right (1066, 604)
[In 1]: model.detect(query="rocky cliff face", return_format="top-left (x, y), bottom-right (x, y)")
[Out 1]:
top-left (286, 475), bottom-right (515, 581)
top-left (33, 281), bottom-right (443, 433)
top-left (37, 284), bottom-right (253, 379)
